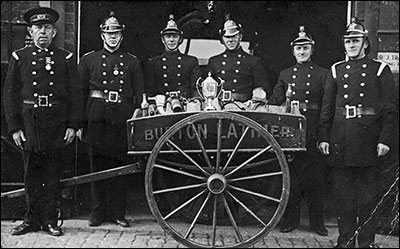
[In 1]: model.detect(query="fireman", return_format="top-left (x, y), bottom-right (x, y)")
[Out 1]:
top-left (144, 14), bottom-right (201, 99)
top-left (318, 17), bottom-right (397, 248)
top-left (4, 7), bottom-right (84, 236)
top-left (78, 11), bottom-right (144, 228)
top-left (207, 16), bottom-right (273, 103)
top-left (269, 26), bottom-right (329, 236)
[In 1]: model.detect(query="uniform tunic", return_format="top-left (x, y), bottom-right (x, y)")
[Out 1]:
top-left (269, 60), bottom-right (328, 229)
top-left (269, 61), bottom-right (328, 146)
top-left (318, 56), bottom-right (397, 247)
top-left (207, 47), bottom-right (272, 100)
top-left (145, 50), bottom-right (201, 98)
top-left (78, 48), bottom-right (144, 220)
top-left (78, 48), bottom-right (144, 151)
top-left (3, 45), bottom-right (83, 152)
top-left (319, 57), bottom-right (397, 167)
top-left (3, 44), bottom-right (84, 226)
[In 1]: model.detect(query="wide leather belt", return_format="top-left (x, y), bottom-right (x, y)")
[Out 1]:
top-left (232, 93), bottom-right (250, 101)
top-left (222, 92), bottom-right (250, 102)
top-left (23, 95), bottom-right (59, 108)
top-left (336, 106), bottom-right (376, 119)
top-left (90, 90), bottom-right (130, 103)
top-left (299, 102), bottom-right (320, 110)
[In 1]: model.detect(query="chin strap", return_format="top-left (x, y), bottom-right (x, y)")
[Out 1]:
top-left (165, 46), bottom-right (179, 53)
top-left (103, 35), bottom-right (123, 52)
top-left (347, 38), bottom-right (366, 59)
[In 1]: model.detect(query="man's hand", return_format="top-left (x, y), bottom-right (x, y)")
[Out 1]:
top-left (318, 142), bottom-right (330, 155)
top-left (64, 128), bottom-right (76, 145)
top-left (377, 143), bottom-right (390, 157)
top-left (12, 130), bottom-right (26, 150)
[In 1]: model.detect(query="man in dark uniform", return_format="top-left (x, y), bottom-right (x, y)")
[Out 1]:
top-left (268, 26), bottom-right (328, 236)
top-left (144, 15), bottom-right (201, 210)
top-left (318, 17), bottom-right (397, 248)
top-left (145, 14), bottom-right (201, 99)
top-left (78, 12), bottom-right (144, 228)
top-left (207, 16), bottom-right (272, 102)
top-left (3, 7), bottom-right (84, 236)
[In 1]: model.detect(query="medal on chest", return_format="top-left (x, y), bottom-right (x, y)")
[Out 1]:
top-left (113, 64), bottom-right (119, 75)
top-left (45, 56), bottom-right (52, 71)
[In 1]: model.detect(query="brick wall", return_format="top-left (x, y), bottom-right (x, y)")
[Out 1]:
top-left (64, 1), bottom-right (77, 54)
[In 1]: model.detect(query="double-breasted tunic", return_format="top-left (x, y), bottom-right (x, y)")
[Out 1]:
top-left (78, 48), bottom-right (144, 151)
top-left (3, 44), bottom-right (84, 226)
top-left (269, 61), bottom-right (328, 148)
top-left (268, 61), bottom-right (328, 228)
top-left (3, 45), bottom-right (84, 153)
top-left (207, 47), bottom-right (272, 100)
top-left (319, 57), bottom-right (397, 167)
top-left (145, 51), bottom-right (201, 98)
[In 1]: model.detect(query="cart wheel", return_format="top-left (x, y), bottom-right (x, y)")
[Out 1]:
top-left (145, 112), bottom-right (289, 248)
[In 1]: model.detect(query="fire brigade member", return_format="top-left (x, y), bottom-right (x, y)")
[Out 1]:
top-left (145, 14), bottom-right (201, 98)
top-left (78, 12), bottom-right (144, 228)
top-left (207, 16), bottom-right (272, 102)
top-left (318, 17), bottom-right (397, 248)
top-left (3, 7), bottom-right (84, 236)
top-left (268, 26), bottom-right (328, 236)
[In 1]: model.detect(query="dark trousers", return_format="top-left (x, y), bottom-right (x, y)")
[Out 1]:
top-left (280, 150), bottom-right (326, 228)
top-left (23, 150), bottom-right (63, 226)
top-left (88, 146), bottom-right (128, 220)
top-left (331, 167), bottom-right (379, 248)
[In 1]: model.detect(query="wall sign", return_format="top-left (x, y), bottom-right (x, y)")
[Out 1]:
top-left (377, 52), bottom-right (399, 73)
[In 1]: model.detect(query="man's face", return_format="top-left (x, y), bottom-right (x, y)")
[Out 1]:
top-left (101, 31), bottom-right (123, 49)
top-left (162, 33), bottom-right (181, 52)
top-left (344, 37), bottom-right (367, 59)
top-left (222, 33), bottom-right (242, 51)
top-left (28, 23), bottom-right (57, 48)
top-left (292, 44), bottom-right (313, 63)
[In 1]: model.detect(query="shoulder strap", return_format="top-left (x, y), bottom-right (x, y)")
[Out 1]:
top-left (12, 51), bottom-right (19, 60)
top-left (127, 52), bottom-right (137, 59)
top-left (330, 60), bottom-right (345, 79)
top-left (58, 47), bottom-right (74, 59)
top-left (374, 60), bottom-right (388, 77)
top-left (82, 50), bottom-right (95, 57)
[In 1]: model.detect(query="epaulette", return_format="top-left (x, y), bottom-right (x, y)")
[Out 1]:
top-left (12, 51), bottom-right (19, 61)
top-left (373, 59), bottom-right (388, 77)
top-left (82, 50), bottom-right (95, 57)
top-left (58, 47), bottom-right (74, 60)
top-left (330, 60), bottom-right (345, 79)
top-left (11, 46), bottom-right (27, 61)
top-left (127, 52), bottom-right (137, 59)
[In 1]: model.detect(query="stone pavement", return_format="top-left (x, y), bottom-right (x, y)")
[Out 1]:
top-left (2, 174), bottom-right (398, 248)
top-left (2, 212), bottom-right (399, 248)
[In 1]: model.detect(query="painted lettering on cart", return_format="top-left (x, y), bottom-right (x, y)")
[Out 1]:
top-left (144, 123), bottom-right (293, 141)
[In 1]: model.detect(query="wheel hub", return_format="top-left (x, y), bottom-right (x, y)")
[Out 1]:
top-left (207, 173), bottom-right (227, 194)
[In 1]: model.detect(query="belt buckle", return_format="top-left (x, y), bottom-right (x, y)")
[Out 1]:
top-left (221, 90), bottom-right (232, 102)
top-left (108, 91), bottom-right (119, 103)
top-left (345, 105), bottom-right (357, 119)
top-left (38, 95), bottom-right (49, 107)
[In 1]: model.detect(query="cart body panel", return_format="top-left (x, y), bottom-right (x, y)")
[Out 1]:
top-left (127, 110), bottom-right (306, 154)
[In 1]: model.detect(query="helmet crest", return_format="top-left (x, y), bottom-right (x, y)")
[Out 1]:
top-left (290, 26), bottom-right (315, 46)
top-left (343, 17), bottom-right (368, 38)
top-left (219, 14), bottom-right (242, 37)
top-left (160, 14), bottom-right (183, 36)
top-left (100, 11), bottom-right (125, 33)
